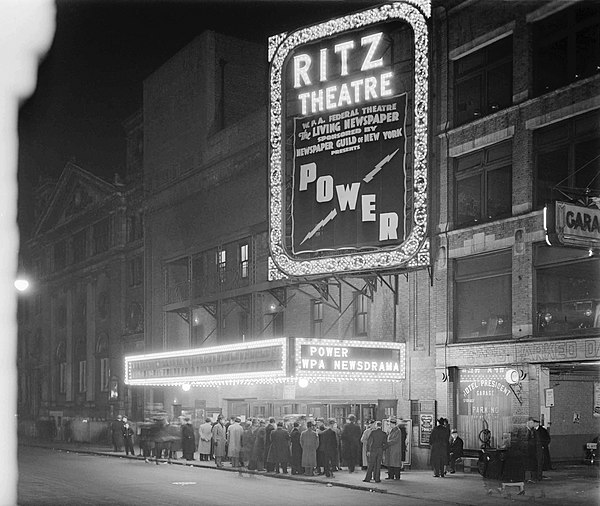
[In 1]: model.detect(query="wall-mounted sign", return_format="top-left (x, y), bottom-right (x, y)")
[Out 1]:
top-left (268, 1), bottom-right (430, 278)
top-left (545, 201), bottom-right (600, 249)
top-left (124, 338), bottom-right (289, 387)
top-left (294, 338), bottom-right (405, 381)
top-left (419, 413), bottom-right (433, 446)
top-left (458, 368), bottom-right (513, 417)
top-left (545, 388), bottom-right (555, 407)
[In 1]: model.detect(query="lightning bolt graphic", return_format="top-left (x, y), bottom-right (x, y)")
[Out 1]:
top-left (300, 208), bottom-right (338, 245)
top-left (363, 148), bottom-right (400, 183)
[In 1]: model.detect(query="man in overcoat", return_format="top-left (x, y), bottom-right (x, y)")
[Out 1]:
top-left (181, 417), bottom-right (196, 461)
top-left (253, 419), bottom-right (267, 471)
top-left (448, 428), bottom-right (464, 473)
top-left (227, 417), bottom-right (243, 467)
top-left (319, 419), bottom-right (340, 478)
top-left (360, 419), bottom-right (374, 469)
top-left (268, 421), bottom-right (291, 474)
top-left (363, 421), bottom-right (387, 483)
top-left (212, 416), bottom-right (227, 468)
top-left (198, 417), bottom-right (213, 461)
top-left (341, 414), bottom-right (362, 473)
top-left (264, 418), bottom-right (277, 472)
top-left (384, 418), bottom-right (406, 479)
top-left (110, 415), bottom-right (123, 452)
top-left (429, 418), bottom-right (448, 477)
top-left (289, 422), bottom-right (303, 475)
top-left (300, 421), bottom-right (319, 476)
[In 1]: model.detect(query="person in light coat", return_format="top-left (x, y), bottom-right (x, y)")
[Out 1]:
top-left (361, 419), bottom-right (375, 468)
top-left (198, 418), bottom-right (213, 461)
top-left (300, 421), bottom-right (319, 476)
top-left (212, 416), bottom-right (227, 467)
top-left (227, 417), bottom-right (244, 467)
top-left (384, 418), bottom-right (406, 480)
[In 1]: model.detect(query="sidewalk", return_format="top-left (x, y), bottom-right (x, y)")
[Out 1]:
top-left (20, 439), bottom-right (600, 505)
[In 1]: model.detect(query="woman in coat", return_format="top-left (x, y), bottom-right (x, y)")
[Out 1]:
top-left (181, 418), bottom-right (196, 461)
top-left (300, 421), bottom-right (319, 476)
top-left (212, 416), bottom-right (227, 467)
top-left (198, 418), bottom-right (213, 461)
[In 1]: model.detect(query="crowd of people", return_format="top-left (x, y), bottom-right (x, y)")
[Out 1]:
top-left (109, 413), bottom-right (412, 480)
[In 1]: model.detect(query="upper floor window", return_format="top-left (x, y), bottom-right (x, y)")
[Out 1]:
top-left (128, 256), bottom-right (143, 287)
top-left (454, 36), bottom-right (512, 127)
top-left (72, 229), bottom-right (87, 263)
top-left (239, 243), bottom-right (249, 279)
top-left (312, 299), bottom-right (324, 338)
top-left (93, 218), bottom-right (110, 255)
top-left (454, 251), bottom-right (512, 341)
top-left (58, 362), bottom-right (67, 394)
top-left (53, 240), bottom-right (66, 272)
top-left (534, 110), bottom-right (600, 208)
top-left (99, 357), bottom-right (109, 392)
top-left (127, 211), bottom-right (143, 242)
top-left (354, 292), bottom-right (369, 336)
top-left (533, 2), bottom-right (600, 96)
top-left (78, 360), bottom-right (87, 393)
top-left (535, 245), bottom-right (599, 336)
top-left (217, 248), bottom-right (226, 284)
top-left (455, 141), bottom-right (512, 226)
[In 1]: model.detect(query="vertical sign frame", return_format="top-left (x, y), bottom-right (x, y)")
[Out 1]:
top-left (268, 1), bottom-right (430, 279)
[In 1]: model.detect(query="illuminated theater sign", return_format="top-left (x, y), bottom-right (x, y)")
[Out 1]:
top-left (294, 338), bottom-right (406, 381)
top-left (268, 1), bottom-right (430, 278)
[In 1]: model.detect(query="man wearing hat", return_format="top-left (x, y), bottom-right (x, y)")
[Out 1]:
top-left (227, 417), bottom-right (243, 467)
top-left (181, 417), bottom-right (196, 461)
top-left (448, 428), bottom-right (464, 474)
top-left (385, 418), bottom-right (406, 480)
top-left (363, 421), bottom-right (387, 483)
top-left (319, 419), bottom-right (339, 478)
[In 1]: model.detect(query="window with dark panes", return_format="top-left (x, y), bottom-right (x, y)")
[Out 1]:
top-left (354, 292), bottom-right (368, 336)
top-left (312, 299), bottom-right (323, 338)
top-left (93, 218), bottom-right (110, 254)
top-left (72, 229), bottom-right (87, 263)
top-left (53, 240), bottom-right (66, 272)
top-left (239, 243), bottom-right (249, 279)
top-left (455, 141), bottom-right (512, 226)
top-left (455, 251), bottom-right (512, 341)
top-left (217, 248), bottom-right (226, 284)
top-left (535, 244), bottom-right (600, 336)
top-left (128, 256), bottom-right (143, 287)
top-left (534, 110), bottom-right (600, 208)
top-left (533, 2), bottom-right (600, 96)
top-left (454, 36), bottom-right (513, 127)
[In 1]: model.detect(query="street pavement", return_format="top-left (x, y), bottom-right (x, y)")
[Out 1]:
top-left (19, 439), bottom-right (600, 505)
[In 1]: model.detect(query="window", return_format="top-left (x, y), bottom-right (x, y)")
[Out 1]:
top-left (535, 245), bottom-right (600, 336)
top-left (312, 299), bottom-right (324, 338)
top-left (93, 218), bottom-right (110, 254)
top-left (78, 360), bottom-right (87, 393)
top-left (354, 292), bottom-right (368, 336)
top-left (100, 358), bottom-right (109, 392)
top-left (533, 2), bottom-right (600, 96)
top-left (454, 36), bottom-right (512, 127)
top-left (59, 362), bottom-right (66, 394)
top-left (53, 240), bottom-right (66, 272)
top-left (128, 256), bottom-right (143, 287)
top-left (217, 248), bottom-right (226, 284)
top-left (72, 229), bottom-right (87, 263)
top-left (534, 110), bottom-right (600, 208)
top-left (127, 212), bottom-right (143, 242)
top-left (455, 251), bottom-right (512, 341)
top-left (455, 141), bottom-right (512, 226)
top-left (239, 243), bottom-right (249, 279)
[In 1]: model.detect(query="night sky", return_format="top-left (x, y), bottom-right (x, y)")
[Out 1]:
top-left (17, 0), bottom-right (381, 233)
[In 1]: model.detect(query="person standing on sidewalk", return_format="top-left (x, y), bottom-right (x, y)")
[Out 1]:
top-left (429, 418), bottom-right (448, 477)
top-left (361, 419), bottom-right (375, 469)
top-left (534, 419), bottom-right (551, 481)
top-left (227, 417), bottom-right (243, 467)
top-left (363, 421), bottom-right (387, 483)
top-left (341, 414), bottom-right (362, 473)
top-left (385, 418), bottom-right (406, 480)
top-left (181, 417), bottom-right (195, 461)
top-left (198, 417), bottom-right (213, 461)
top-left (122, 417), bottom-right (135, 456)
top-left (289, 421), bottom-right (303, 475)
top-left (268, 421), bottom-right (291, 474)
top-left (300, 421), bottom-right (319, 476)
top-left (212, 415), bottom-right (227, 468)
top-left (319, 419), bottom-right (339, 478)
top-left (110, 415), bottom-right (123, 452)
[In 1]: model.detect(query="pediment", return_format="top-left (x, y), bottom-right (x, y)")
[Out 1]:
top-left (34, 162), bottom-right (121, 235)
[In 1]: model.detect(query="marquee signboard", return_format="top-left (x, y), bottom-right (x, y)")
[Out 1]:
top-left (268, 1), bottom-right (430, 278)
top-left (294, 338), bottom-right (406, 381)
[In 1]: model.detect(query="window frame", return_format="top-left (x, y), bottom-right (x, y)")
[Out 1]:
top-left (354, 292), bottom-right (369, 337)
top-left (239, 242), bottom-right (249, 280)
top-left (311, 299), bottom-right (324, 338)
top-left (454, 141), bottom-right (513, 227)
top-left (216, 248), bottom-right (227, 284)
top-left (78, 360), bottom-right (87, 393)
top-left (453, 35), bottom-right (513, 127)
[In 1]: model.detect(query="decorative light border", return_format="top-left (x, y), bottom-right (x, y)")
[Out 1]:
top-left (124, 338), bottom-right (288, 387)
top-left (294, 338), bottom-right (406, 381)
top-left (268, 1), bottom-right (430, 279)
